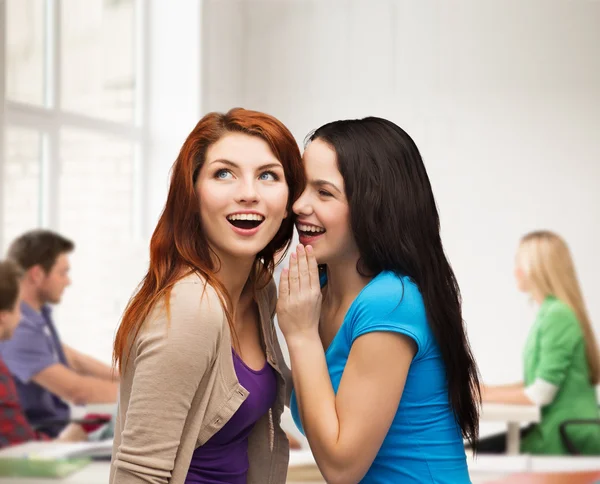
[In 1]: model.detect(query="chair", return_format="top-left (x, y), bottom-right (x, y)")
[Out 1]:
top-left (559, 413), bottom-right (600, 455)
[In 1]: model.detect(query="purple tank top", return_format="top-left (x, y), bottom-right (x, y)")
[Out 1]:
top-left (185, 349), bottom-right (277, 484)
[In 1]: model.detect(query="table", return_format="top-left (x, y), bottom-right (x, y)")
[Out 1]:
top-left (287, 450), bottom-right (323, 482)
top-left (480, 402), bottom-right (541, 455)
top-left (0, 451), bottom-right (323, 483)
top-left (487, 470), bottom-right (600, 484)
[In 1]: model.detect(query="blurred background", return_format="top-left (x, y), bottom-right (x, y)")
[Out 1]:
top-left (1, 0), bottom-right (599, 406)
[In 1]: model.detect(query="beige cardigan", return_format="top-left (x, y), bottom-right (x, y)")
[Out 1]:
top-left (110, 273), bottom-right (291, 484)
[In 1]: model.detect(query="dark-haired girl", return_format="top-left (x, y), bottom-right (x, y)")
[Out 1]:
top-left (277, 117), bottom-right (480, 483)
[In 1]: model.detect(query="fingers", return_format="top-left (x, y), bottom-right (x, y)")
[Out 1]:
top-left (289, 251), bottom-right (300, 294)
top-left (297, 245), bottom-right (310, 290)
top-left (279, 267), bottom-right (289, 299)
top-left (306, 245), bottom-right (319, 290)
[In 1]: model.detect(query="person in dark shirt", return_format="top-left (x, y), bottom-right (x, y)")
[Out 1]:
top-left (0, 259), bottom-right (85, 449)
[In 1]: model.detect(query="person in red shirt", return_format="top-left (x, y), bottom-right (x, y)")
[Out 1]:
top-left (0, 259), bottom-right (86, 449)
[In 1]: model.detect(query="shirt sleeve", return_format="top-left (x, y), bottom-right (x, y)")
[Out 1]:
top-left (0, 361), bottom-right (51, 448)
top-left (349, 276), bottom-right (428, 358)
top-left (524, 377), bottom-right (559, 407)
top-left (535, 303), bottom-right (582, 387)
top-left (1, 322), bottom-right (57, 383)
top-left (111, 282), bottom-right (225, 484)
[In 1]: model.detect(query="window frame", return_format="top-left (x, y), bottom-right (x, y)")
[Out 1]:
top-left (1, 0), bottom-right (149, 254)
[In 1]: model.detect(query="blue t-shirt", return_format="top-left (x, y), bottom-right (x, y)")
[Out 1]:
top-left (0, 302), bottom-right (71, 437)
top-left (290, 271), bottom-right (470, 483)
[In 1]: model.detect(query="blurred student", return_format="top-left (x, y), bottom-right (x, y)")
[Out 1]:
top-left (0, 230), bottom-right (118, 438)
top-left (481, 230), bottom-right (600, 455)
top-left (0, 259), bottom-right (86, 448)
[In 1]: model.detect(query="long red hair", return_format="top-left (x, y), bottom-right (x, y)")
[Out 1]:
top-left (113, 108), bottom-right (304, 373)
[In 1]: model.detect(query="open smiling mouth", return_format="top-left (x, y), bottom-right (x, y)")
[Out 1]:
top-left (297, 223), bottom-right (326, 237)
top-left (226, 214), bottom-right (265, 230)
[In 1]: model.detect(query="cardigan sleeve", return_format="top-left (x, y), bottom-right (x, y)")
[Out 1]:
top-left (111, 281), bottom-right (225, 484)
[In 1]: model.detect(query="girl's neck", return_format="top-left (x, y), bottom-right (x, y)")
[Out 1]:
top-left (324, 260), bottom-right (373, 310)
top-left (213, 254), bottom-right (256, 310)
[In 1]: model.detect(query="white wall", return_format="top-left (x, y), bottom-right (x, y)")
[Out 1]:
top-left (201, 0), bottom-right (600, 383)
top-left (146, 0), bottom-right (203, 230)
top-left (201, 0), bottom-right (246, 111)
top-left (0, 0), bottom-right (5, 238)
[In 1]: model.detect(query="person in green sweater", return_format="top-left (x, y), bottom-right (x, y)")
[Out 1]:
top-left (481, 230), bottom-right (600, 455)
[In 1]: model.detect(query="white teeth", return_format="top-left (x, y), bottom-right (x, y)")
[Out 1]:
top-left (297, 224), bottom-right (325, 233)
top-left (227, 213), bottom-right (265, 221)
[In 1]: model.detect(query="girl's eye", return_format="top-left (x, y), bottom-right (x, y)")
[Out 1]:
top-left (318, 190), bottom-right (332, 197)
top-left (259, 171), bottom-right (279, 181)
top-left (215, 169), bottom-right (233, 180)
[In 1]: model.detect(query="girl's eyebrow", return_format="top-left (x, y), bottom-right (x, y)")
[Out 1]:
top-left (210, 159), bottom-right (284, 171)
top-left (310, 179), bottom-right (342, 194)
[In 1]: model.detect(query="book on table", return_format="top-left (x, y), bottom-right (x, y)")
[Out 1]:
top-left (0, 440), bottom-right (113, 478)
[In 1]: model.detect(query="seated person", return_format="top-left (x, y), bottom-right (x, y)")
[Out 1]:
top-left (0, 259), bottom-right (86, 448)
top-left (0, 230), bottom-right (118, 438)
top-left (480, 231), bottom-right (600, 455)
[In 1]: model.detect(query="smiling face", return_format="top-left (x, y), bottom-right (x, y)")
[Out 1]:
top-left (292, 138), bottom-right (359, 265)
top-left (195, 132), bottom-right (290, 262)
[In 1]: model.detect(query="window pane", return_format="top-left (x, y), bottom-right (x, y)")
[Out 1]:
top-left (60, 0), bottom-right (136, 123)
top-left (2, 128), bottom-right (42, 250)
top-left (57, 129), bottom-right (138, 360)
top-left (6, 0), bottom-right (46, 105)
top-left (58, 128), bottom-right (134, 245)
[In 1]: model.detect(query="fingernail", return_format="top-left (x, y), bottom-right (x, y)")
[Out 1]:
top-left (298, 244), bottom-right (304, 252)
top-left (291, 252), bottom-right (297, 260)
top-left (306, 245), bottom-right (313, 253)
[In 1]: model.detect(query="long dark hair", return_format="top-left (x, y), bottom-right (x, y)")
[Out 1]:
top-left (308, 117), bottom-right (481, 447)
